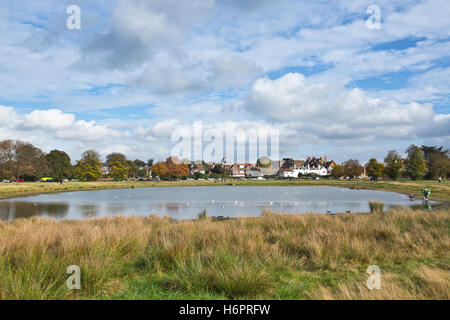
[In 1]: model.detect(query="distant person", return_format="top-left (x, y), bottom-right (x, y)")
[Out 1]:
top-left (438, 176), bottom-right (442, 183)
top-left (422, 188), bottom-right (431, 201)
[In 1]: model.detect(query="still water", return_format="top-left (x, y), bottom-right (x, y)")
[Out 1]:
top-left (0, 186), bottom-right (429, 221)
top-left (0, 186), bottom-right (428, 221)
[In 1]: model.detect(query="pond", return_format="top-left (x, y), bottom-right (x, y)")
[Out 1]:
top-left (0, 186), bottom-right (432, 221)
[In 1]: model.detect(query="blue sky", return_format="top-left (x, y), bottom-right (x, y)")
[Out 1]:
top-left (0, 0), bottom-right (449, 163)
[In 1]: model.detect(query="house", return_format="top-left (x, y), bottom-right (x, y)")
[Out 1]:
top-left (101, 163), bottom-right (109, 176)
top-left (279, 156), bottom-right (336, 178)
top-left (189, 163), bottom-right (207, 175)
top-left (231, 163), bottom-right (252, 178)
top-left (246, 166), bottom-right (264, 178)
top-left (278, 168), bottom-right (299, 178)
top-left (144, 166), bottom-right (153, 177)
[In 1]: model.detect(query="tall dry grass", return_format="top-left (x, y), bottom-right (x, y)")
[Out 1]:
top-left (0, 207), bottom-right (448, 300)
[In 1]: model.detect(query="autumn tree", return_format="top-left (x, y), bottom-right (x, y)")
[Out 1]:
top-left (46, 150), bottom-right (73, 180)
top-left (75, 150), bottom-right (102, 181)
top-left (384, 150), bottom-right (403, 180)
top-left (0, 140), bottom-right (46, 181)
top-left (405, 145), bottom-right (426, 180)
top-left (366, 158), bottom-right (385, 180)
top-left (0, 140), bottom-right (17, 179)
top-left (344, 159), bottom-right (363, 179)
top-left (331, 164), bottom-right (345, 179)
top-left (152, 162), bottom-right (169, 179)
top-left (166, 157), bottom-right (189, 179)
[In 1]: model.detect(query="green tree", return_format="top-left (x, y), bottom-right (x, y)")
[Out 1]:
top-left (133, 159), bottom-right (146, 168)
top-left (45, 150), bottom-right (73, 180)
top-left (212, 164), bottom-right (225, 175)
top-left (106, 153), bottom-right (127, 168)
top-left (366, 158), bottom-right (385, 180)
top-left (384, 150), bottom-right (403, 180)
top-left (331, 164), bottom-right (345, 179)
top-left (421, 146), bottom-right (449, 179)
top-left (75, 150), bottom-right (102, 181)
top-left (344, 159), bottom-right (363, 179)
top-left (428, 153), bottom-right (449, 179)
top-left (109, 160), bottom-right (128, 181)
top-left (127, 160), bottom-right (138, 178)
top-left (405, 145), bottom-right (426, 180)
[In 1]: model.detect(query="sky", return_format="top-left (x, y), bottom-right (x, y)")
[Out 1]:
top-left (0, 0), bottom-right (449, 163)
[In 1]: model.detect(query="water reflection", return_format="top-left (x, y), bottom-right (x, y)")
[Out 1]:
top-left (0, 202), bottom-right (69, 221)
top-left (79, 205), bottom-right (99, 218)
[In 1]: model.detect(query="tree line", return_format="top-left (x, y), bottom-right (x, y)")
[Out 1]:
top-left (0, 139), bottom-right (154, 182)
top-left (1, 139), bottom-right (448, 182)
top-left (331, 145), bottom-right (449, 180)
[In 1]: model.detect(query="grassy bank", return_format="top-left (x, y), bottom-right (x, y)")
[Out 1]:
top-left (0, 207), bottom-right (448, 300)
top-left (1, 179), bottom-right (449, 202)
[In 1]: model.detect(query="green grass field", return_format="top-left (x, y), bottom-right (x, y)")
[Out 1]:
top-left (1, 179), bottom-right (449, 202)
top-left (0, 207), bottom-right (448, 300)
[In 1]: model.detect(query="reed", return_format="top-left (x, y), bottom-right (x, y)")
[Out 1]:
top-left (0, 207), bottom-right (448, 300)
top-left (369, 201), bottom-right (385, 213)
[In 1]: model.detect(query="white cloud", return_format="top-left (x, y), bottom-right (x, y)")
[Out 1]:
top-left (245, 73), bottom-right (448, 141)
top-left (23, 109), bottom-right (75, 130)
top-left (0, 106), bottom-right (19, 128)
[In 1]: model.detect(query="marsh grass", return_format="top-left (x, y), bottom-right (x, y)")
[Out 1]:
top-left (369, 201), bottom-right (385, 213)
top-left (0, 208), bottom-right (449, 300)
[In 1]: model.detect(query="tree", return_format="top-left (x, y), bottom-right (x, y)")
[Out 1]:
top-left (384, 150), bottom-right (403, 180)
top-left (147, 159), bottom-right (154, 167)
top-left (212, 164), bottom-right (225, 175)
top-left (0, 140), bottom-right (46, 181)
top-left (428, 153), bottom-right (450, 179)
top-left (166, 158), bottom-right (189, 179)
top-left (133, 159), bottom-right (146, 168)
top-left (153, 158), bottom-right (189, 180)
top-left (152, 162), bottom-right (169, 179)
top-left (127, 160), bottom-right (138, 178)
top-left (331, 164), bottom-right (345, 178)
top-left (109, 160), bottom-right (128, 181)
top-left (366, 158), bottom-right (385, 180)
top-left (344, 159), bottom-right (363, 179)
top-left (75, 150), bottom-right (102, 181)
top-left (0, 140), bottom-right (16, 179)
top-left (421, 146), bottom-right (449, 179)
top-left (405, 145), bottom-right (426, 180)
top-left (46, 150), bottom-right (73, 180)
top-left (106, 153), bottom-right (127, 168)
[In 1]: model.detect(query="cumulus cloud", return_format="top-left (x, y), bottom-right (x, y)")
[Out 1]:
top-left (245, 73), bottom-right (449, 141)
top-left (23, 109), bottom-right (75, 130)
top-left (0, 106), bottom-right (19, 128)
